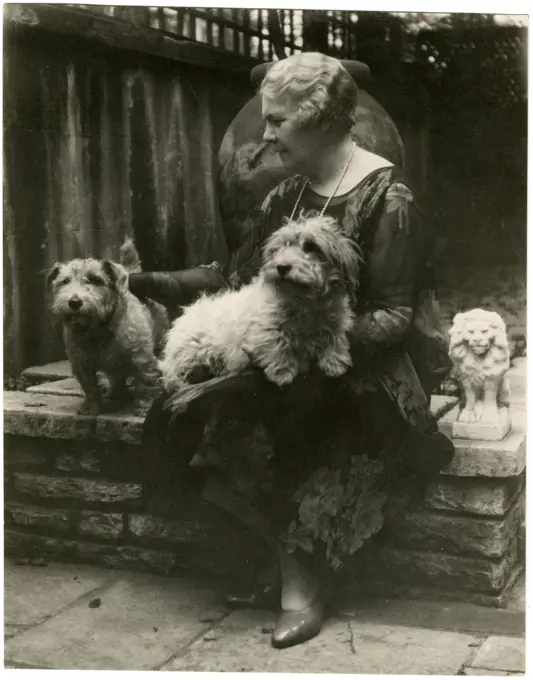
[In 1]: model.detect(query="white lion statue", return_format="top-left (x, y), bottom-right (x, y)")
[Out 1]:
top-left (448, 308), bottom-right (511, 424)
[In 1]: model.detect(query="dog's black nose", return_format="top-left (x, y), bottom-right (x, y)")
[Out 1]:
top-left (277, 264), bottom-right (291, 277)
top-left (68, 297), bottom-right (82, 310)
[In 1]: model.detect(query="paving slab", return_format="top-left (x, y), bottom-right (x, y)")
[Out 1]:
top-left (4, 559), bottom-right (112, 626)
top-left (165, 610), bottom-right (479, 674)
top-left (3, 573), bottom-right (229, 671)
top-left (469, 635), bottom-right (525, 673)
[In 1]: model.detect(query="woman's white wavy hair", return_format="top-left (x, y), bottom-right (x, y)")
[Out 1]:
top-left (260, 52), bottom-right (358, 134)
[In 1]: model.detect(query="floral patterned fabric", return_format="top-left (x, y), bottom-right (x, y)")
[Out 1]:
top-left (144, 166), bottom-right (454, 571)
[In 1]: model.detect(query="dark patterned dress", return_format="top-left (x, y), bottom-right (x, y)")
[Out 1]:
top-left (143, 166), bottom-right (454, 573)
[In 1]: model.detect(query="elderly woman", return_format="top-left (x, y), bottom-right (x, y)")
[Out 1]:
top-left (143, 52), bottom-right (454, 649)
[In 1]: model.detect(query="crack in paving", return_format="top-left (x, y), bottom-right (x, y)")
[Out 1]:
top-left (347, 621), bottom-right (357, 655)
top-left (153, 611), bottom-right (234, 671)
top-left (5, 575), bottom-right (121, 630)
top-left (457, 635), bottom-right (487, 675)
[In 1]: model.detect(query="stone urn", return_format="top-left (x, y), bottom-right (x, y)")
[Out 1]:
top-left (218, 60), bottom-right (405, 255)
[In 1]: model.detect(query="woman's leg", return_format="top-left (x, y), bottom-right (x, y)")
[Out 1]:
top-left (269, 546), bottom-right (326, 648)
top-left (201, 474), bottom-right (282, 608)
top-left (202, 470), bottom-right (326, 648)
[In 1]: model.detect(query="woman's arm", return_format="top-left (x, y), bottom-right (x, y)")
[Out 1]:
top-left (349, 182), bottom-right (425, 350)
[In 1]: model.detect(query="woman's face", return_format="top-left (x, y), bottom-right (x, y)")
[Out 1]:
top-left (261, 94), bottom-right (324, 175)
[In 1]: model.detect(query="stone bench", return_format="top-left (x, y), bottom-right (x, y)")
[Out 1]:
top-left (4, 359), bottom-right (526, 607)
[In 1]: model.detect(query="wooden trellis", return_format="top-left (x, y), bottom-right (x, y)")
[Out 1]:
top-left (70, 7), bottom-right (366, 61)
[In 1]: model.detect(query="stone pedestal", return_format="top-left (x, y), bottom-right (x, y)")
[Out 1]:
top-left (439, 403), bottom-right (512, 441)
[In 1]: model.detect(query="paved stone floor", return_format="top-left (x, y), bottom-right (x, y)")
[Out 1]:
top-left (3, 558), bottom-right (526, 674)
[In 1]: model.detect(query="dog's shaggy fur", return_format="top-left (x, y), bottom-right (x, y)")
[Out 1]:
top-left (160, 214), bottom-right (361, 408)
top-left (48, 240), bottom-right (168, 416)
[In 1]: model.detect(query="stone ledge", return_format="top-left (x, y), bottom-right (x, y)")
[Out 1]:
top-left (424, 474), bottom-right (524, 516)
top-left (4, 389), bottom-right (526, 479)
top-left (4, 391), bottom-right (143, 445)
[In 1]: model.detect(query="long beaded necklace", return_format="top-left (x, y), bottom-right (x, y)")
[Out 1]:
top-left (288, 141), bottom-right (357, 222)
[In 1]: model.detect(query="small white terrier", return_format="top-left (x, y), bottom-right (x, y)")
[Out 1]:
top-left (160, 214), bottom-right (361, 408)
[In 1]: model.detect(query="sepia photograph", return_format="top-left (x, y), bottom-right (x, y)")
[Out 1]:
top-left (2, 2), bottom-right (528, 674)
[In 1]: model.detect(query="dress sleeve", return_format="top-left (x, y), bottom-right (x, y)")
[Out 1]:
top-left (350, 182), bottom-right (425, 350)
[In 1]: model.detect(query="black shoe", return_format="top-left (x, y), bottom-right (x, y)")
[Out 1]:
top-left (224, 583), bottom-right (281, 610)
top-left (271, 598), bottom-right (325, 649)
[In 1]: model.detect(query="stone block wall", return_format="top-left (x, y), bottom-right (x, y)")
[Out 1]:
top-left (3, 374), bottom-right (526, 606)
top-left (4, 411), bottom-right (268, 582)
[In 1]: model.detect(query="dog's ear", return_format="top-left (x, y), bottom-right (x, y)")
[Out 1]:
top-left (335, 236), bottom-right (362, 299)
top-left (102, 260), bottom-right (129, 294)
top-left (47, 263), bottom-right (62, 287)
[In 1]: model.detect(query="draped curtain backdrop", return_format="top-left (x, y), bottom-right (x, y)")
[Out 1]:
top-left (4, 26), bottom-right (251, 374)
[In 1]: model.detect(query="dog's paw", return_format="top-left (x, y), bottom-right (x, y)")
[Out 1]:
top-left (264, 364), bottom-right (298, 387)
top-left (78, 400), bottom-right (103, 416)
top-left (318, 354), bottom-right (350, 378)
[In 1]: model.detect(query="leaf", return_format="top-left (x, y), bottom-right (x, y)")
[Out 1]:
top-left (298, 496), bottom-right (322, 525)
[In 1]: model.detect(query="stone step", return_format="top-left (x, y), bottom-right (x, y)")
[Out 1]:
top-left (21, 361), bottom-right (72, 385)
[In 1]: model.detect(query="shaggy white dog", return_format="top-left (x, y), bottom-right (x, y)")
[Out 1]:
top-left (159, 214), bottom-right (361, 406)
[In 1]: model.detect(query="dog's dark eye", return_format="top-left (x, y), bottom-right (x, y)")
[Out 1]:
top-left (87, 274), bottom-right (106, 286)
top-left (57, 277), bottom-right (71, 286)
top-left (302, 240), bottom-right (322, 256)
